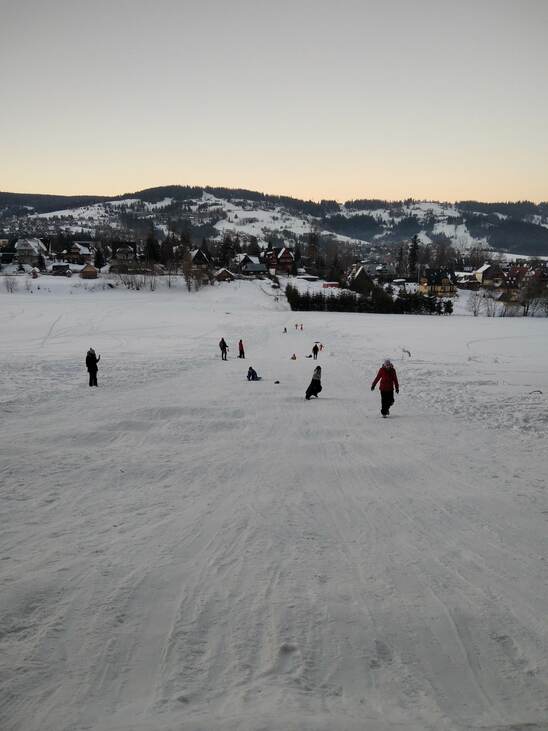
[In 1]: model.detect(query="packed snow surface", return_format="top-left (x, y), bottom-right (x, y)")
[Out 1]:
top-left (1, 277), bottom-right (547, 731)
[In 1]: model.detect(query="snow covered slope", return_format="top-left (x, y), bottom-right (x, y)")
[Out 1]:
top-left (1, 280), bottom-right (547, 730)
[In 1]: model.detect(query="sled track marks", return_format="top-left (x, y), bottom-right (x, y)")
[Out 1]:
top-left (39, 314), bottom-right (62, 348)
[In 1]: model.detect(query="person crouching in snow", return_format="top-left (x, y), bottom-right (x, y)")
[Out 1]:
top-left (86, 347), bottom-right (100, 387)
top-left (371, 358), bottom-right (399, 417)
top-left (247, 367), bottom-right (260, 381)
top-left (305, 366), bottom-right (322, 400)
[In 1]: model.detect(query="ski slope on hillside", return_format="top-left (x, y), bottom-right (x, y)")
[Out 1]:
top-left (1, 280), bottom-right (547, 731)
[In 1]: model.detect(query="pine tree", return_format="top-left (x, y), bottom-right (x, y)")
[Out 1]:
top-left (37, 253), bottom-right (47, 272)
top-left (247, 236), bottom-right (261, 256)
top-left (408, 235), bottom-right (419, 279)
top-left (306, 231), bottom-right (319, 266)
top-left (219, 234), bottom-right (234, 267)
top-left (94, 248), bottom-right (106, 269)
top-left (144, 234), bottom-right (161, 263)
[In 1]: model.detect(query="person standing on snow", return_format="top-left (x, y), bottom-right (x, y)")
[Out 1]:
top-left (238, 339), bottom-right (245, 358)
top-left (312, 343), bottom-right (319, 360)
top-left (86, 347), bottom-right (100, 387)
top-left (371, 358), bottom-right (399, 417)
top-left (305, 365), bottom-right (322, 400)
top-left (219, 338), bottom-right (228, 360)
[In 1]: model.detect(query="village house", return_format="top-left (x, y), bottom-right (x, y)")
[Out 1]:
top-left (183, 248), bottom-right (211, 283)
top-left (79, 263), bottom-right (99, 279)
top-left (214, 268), bottom-right (235, 283)
top-left (65, 242), bottom-right (94, 265)
top-left (188, 248), bottom-right (210, 273)
top-left (242, 262), bottom-right (267, 276)
top-left (14, 238), bottom-right (48, 266)
top-left (111, 243), bottom-right (137, 261)
top-left (264, 246), bottom-right (295, 275)
top-left (233, 253), bottom-right (266, 275)
top-left (108, 243), bottom-right (138, 273)
top-left (455, 272), bottom-right (481, 290)
top-left (233, 253), bottom-right (255, 271)
top-left (419, 270), bottom-right (457, 297)
top-left (474, 263), bottom-right (506, 288)
top-left (347, 264), bottom-right (375, 296)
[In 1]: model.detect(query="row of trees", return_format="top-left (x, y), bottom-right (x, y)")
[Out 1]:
top-left (285, 284), bottom-right (453, 315)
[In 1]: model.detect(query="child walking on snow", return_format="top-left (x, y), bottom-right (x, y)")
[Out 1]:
top-left (371, 359), bottom-right (399, 417)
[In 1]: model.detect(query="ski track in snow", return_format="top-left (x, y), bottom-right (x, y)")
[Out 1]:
top-left (0, 279), bottom-right (547, 731)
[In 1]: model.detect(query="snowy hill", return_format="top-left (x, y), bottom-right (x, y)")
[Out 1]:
top-left (1, 278), bottom-right (548, 730)
top-left (1, 186), bottom-right (548, 257)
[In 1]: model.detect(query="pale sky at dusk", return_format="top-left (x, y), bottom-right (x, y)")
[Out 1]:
top-left (1, 0), bottom-right (547, 201)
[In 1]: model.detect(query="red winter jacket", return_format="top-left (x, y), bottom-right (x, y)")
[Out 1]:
top-left (371, 366), bottom-right (399, 392)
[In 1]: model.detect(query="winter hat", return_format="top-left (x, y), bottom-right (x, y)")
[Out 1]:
top-left (383, 358), bottom-right (392, 367)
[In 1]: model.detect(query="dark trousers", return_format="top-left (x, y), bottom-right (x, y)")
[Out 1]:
top-left (88, 371), bottom-right (98, 387)
top-left (221, 350), bottom-right (227, 360)
top-left (380, 390), bottom-right (394, 415)
top-left (313, 352), bottom-right (318, 359)
top-left (239, 351), bottom-right (245, 358)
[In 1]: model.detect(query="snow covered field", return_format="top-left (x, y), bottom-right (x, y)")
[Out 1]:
top-left (1, 278), bottom-right (547, 731)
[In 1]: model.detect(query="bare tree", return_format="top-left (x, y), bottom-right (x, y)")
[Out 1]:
top-left (483, 292), bottom-right (498, 317)
top-left (182, 253), bottom-right (193, 292)
top-left (467, 290), bottom-right (483, 316)
top-left (4, 275), bottom-right (17, 293)
top-left (520, 278), bottom-right (547, 317)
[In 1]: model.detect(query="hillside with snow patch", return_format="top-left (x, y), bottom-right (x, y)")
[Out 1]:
top-left (2, 186), bottom-right (548, 256)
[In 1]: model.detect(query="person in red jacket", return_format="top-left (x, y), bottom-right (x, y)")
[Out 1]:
top-left (371, 359), bottom-right (399, 417)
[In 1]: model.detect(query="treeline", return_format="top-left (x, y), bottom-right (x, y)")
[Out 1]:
top-left (124, 186), bottom-right (340, 217)
top-left (457, 200), bottom-right (548, 218)
top-left (0, 192), bottom-right (111, 214)
top-left (286, 284), bottom-right (453, 315)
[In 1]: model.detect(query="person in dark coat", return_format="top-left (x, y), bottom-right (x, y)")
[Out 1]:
top-left (86, 347), bottom-right (100, 387)
top-left (305, 366), bottom-right (322, 400)
top-left (371, 358), bottom-right (399, 416)
top-left (312, 344), bottom-right (319, 360)
top-left (219, 338), bottom-right (228, 360)
top-left (247, 367), bottom-right (260, 381)
top-left (238, 339), bottom-right (245, 358)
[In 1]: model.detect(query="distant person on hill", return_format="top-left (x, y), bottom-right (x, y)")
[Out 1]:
top-left (219, 338), bottom-right (228, 360)
top-left (290, 353), bottom-right (297, 360)
top-left (247, 367), bottom-right (260, 381)
top-left (371, 358), bottom-right (399, 417)
top-left (305, 366), bottom-right (322, 400)
top-left (312, 343), bottom-right (319, 360)
top-left (86, 347), bottom-right (100, 387)
top-left (238, 339), bottom-right (245, 358)
top-left (283, 327), bottom-right (287, 333)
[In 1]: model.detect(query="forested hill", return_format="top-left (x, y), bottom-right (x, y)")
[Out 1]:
top-left (1, 185), bottom-right (548, 257)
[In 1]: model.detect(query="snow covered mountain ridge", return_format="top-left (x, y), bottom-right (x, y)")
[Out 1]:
top-left (1, 185), bottom-right (548, 257)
